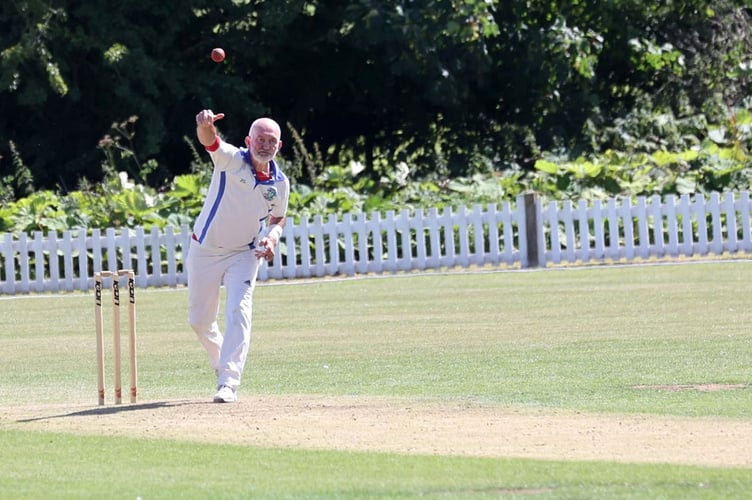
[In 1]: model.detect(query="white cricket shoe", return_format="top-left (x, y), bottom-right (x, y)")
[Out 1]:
top-left (213, 385), bottom-right (237, 403)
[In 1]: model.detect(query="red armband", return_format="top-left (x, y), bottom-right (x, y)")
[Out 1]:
top-left (205, 137), bottom-right (220, 152)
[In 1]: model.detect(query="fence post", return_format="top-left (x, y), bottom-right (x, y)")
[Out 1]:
top-left (523, 192), bottom-right (542, 268)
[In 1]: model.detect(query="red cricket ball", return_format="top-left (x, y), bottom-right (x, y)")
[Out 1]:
top-left (211, 48), bottom-right (225, 63)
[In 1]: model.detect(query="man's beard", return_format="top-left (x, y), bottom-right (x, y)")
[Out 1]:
top-left (251, 149), bottom-right (277, 163)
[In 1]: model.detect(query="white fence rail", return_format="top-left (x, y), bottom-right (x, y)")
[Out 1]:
top-left (540, 191), bottom-right (752, 264)
top-left (2, 191), bottom-right (752, 294)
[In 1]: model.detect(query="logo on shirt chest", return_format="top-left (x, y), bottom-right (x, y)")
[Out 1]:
top-left (237, 171), bottom-right (253, 186)
top-left (263, 186), bottom-right (278, 201)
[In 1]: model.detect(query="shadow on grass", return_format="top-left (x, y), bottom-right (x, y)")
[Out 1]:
top-left (16, 400), bottom-right (209, 423)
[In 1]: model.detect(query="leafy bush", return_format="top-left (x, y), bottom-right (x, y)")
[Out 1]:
top-left (2, 101), bottom-right (752, 236)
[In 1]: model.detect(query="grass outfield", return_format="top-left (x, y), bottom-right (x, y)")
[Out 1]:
top-left (1, 262), bottom-right (751, 498)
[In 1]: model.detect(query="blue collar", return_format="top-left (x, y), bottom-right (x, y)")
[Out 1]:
top-left (241, 148), bottom-right (281, 184)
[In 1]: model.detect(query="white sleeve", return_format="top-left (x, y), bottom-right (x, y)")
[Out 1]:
top-left (208, 139), bottom-right (240, 171)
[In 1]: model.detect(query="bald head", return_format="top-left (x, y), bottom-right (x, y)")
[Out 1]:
top-left (249, 118), bottom-right (281, 140)
top-left (246, 117), bottom-right (282, 166)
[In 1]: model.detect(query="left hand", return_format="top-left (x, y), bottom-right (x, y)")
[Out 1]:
top-left (254, 237), bottom-right (276, 262)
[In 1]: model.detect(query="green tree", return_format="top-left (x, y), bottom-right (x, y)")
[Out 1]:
top-left (0, 0), bottom-right (264, 190)
top-left (1, 0), bottom-right (751, 198)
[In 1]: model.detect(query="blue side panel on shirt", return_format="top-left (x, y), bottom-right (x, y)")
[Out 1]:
top-left (197, 171), bottom-right (226, 243)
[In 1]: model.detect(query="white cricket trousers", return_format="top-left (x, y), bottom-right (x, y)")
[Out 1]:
top-left (186, 239), bottom-right (262, 390)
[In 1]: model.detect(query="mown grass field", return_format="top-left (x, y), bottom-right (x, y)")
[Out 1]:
top-left (1, 262), bottom-right (751, 498)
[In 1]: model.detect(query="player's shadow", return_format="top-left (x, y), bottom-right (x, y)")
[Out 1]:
top-left (16, 400), bottom-right (208, 423)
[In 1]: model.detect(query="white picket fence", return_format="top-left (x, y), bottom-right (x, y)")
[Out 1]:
top-left (540, 191), bottom-right (752, 263)
top-left (2, 191), bottom-right (752, 294)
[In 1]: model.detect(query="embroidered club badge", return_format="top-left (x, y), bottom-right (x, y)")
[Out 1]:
top-left (264, 187), bottom-right (277, 201)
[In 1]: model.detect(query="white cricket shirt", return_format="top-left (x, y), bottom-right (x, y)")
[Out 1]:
top-left (192, 139), bottom-right (290, 249)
